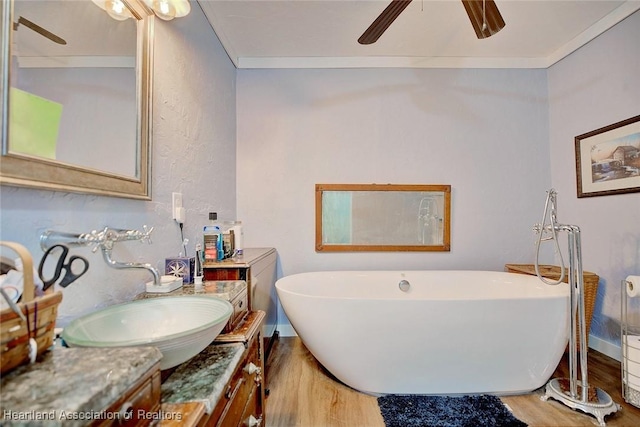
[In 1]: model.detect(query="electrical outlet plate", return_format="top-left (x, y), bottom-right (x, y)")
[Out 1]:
top-left (172, 192), bottom-right (183, 220)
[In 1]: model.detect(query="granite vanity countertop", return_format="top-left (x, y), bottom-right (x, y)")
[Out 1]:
top-left (137, 280), bottom-right (246, 302)
top-left (160, 342), bottom-right (245, 414)
top-left (0, 346), bottom-right (162, 426)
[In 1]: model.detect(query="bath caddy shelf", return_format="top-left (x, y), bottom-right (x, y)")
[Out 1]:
top-left (622, 276), bottom-right (640, 409)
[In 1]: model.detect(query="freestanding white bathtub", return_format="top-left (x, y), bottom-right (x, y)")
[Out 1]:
top-left (276, 270), bottom-right (570, 395)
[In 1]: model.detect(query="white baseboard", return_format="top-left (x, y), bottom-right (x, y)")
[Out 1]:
top-left (589, 334), bottom-right (621, 361)
top-left (277, 323), bottom-right (298, 337)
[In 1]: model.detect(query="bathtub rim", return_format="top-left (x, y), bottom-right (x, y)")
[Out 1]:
top-left (275, 269), bottom-right (570, 301)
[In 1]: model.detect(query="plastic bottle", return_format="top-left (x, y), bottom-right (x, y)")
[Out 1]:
top-left (194, 243), bottom-right (204, 291)
top-left (231, 222), bottom-right (243, 256)
top-left (203, 225), bottom-right (221, 261)
top-left (216, 229), bottom-right (224, 261)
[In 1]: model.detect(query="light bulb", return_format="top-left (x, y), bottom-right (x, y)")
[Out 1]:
top-left (152, 0), bottom-right (176, 21)
top-left (104, 0), bottom-right (131, 21)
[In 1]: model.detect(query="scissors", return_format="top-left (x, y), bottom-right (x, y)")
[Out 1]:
top-left (38, 244), bottom-right (89, 290)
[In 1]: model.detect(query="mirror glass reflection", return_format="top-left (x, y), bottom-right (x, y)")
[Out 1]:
top-left (10, 0), bottom-right (137, 177)
top-left (316, 184), bottom-right (451, 252)
top-left (1, 0), bottom-right (153, 199)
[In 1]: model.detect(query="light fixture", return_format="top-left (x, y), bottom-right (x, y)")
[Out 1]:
top-left (92, 0), bottom-right (191, 21)
top-left (143, 0), bottom-right (191, 21)
top-left (91, 0), bottom-right (133, 21)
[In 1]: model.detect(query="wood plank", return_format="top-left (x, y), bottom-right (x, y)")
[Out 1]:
top-left (266, 337), bottom-right (640, 427)
top-left (502, 351), bottom-right (640, 426)
top-left (266, 336), bottom-right (384, 426)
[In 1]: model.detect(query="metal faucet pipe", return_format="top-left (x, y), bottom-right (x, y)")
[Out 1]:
top-left (39, 226), bottom-right (160, 285)
top-left (40, 229), bottom-right (103, 251)
top-left (100, 245), bottom-right (161, 285)
top-left (103, 226), bottom-right (154, 243)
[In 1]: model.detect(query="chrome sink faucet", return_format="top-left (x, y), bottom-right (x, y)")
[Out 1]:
top-left (40, 226), bottom-right (161, 285)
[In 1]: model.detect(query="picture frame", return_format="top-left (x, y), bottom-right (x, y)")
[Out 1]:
top-left (315, 184), bottom-right (451, 252)
top-left (575, 115), bottom-right (640, 198)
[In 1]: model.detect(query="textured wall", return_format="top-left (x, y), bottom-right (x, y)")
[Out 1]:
top-left (548, 11), bottom-right (640, 352)
top-left (235, 12), bottom-right (640, 348)
top-left (0, 5), bottom-right (237, 326)
top-left (236, 67), bottom-right (551, 332)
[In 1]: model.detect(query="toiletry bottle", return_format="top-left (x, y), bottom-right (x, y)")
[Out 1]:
top-left (203, 225), bottom-right (220, 261)
top-left (216, 229), bottom-right (224, 261)
top-left (194, 243), bottom-right (204, 291)
top-left (232, 222), bottom-right (243, 256)
top-left (220, 222), bottom-right (235, 258)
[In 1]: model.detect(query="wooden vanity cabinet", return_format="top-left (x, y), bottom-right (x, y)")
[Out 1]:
top-left (202, 248), bottom-right (278, 365)
top-left (207, 331), bottom-right (264, 427)
top-left (160, 311), bottom-right (266, 427)
top-left (94, 361), bottom-right (161, 427)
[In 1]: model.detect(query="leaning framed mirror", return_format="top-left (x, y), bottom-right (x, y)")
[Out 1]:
top-left (316, 183), bottom-right (451, 252)
top-left (0, 0), bottom-right (154, 199)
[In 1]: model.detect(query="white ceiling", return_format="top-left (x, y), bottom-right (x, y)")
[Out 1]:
top-left (197, 0), bottom-right (640, 69)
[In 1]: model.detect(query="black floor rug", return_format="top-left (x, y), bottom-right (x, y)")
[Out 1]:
top-left (377, 395), bottom-right (528, 427)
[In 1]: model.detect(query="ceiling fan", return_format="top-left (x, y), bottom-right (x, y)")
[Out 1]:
top-left (13, 16), bottom-right (67, 45)
top-left (358, 0), bottom-right (505, 45)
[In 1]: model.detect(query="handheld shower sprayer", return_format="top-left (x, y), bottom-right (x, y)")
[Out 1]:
top-left (533, 188), bottom-right (566, 285)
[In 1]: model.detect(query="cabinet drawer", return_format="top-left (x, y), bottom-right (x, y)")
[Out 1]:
top-left (224, 289), bottom-right (248, 333)
top-left (239, 387), bottom-right (261, 427)
top-left (216, 376), bottom-right (253, 427)
top-left (94, 364), bottom-right (161, 426)
top-left (210, 332), bottom-right (264, 427)
top-left (204, 268), bottom-right (243, 281)
top-left (217, 362), bottom-right (261, 426)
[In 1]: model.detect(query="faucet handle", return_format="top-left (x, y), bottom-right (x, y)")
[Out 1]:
top-left (140, 225), bottom-right (154, 244)
top-left (89, 228), bottom-right (109, 253)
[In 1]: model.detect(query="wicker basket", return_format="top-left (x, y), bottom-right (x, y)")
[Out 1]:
top-left (1, 241), bottom-right (62, 374)
top-left (505, 263), bottom-right (599, 351)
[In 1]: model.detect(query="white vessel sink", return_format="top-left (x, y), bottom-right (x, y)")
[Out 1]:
top-left (62, 296), bottom-right (233, 369)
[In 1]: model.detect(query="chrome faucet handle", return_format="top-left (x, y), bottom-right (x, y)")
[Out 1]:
top-left (94, 227), bottom-right (113, 252)
top-left (533, 223), bottom-right (555, 241)
top-left (89, 228), bottom-right (108, 253)
top-left (139, 225), bottom-right (154, 244)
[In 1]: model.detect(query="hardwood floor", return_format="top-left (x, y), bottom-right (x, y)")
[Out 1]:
top-left (265, 337), bottom-right (640, 427)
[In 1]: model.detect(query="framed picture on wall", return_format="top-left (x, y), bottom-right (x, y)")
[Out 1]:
top-left (575, 114), bottom-right (640, 198)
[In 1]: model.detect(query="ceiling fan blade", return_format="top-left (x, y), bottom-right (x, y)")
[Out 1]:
top-left (358, 0), bottom-right (413, 45)
top-left (13, 16), bottom-right (67, 45)
top-left (461, 0), bottom-right (505, 39)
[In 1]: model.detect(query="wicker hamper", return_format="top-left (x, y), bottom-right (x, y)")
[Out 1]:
top-left (1, 241), bottom-right (62, 374)
top-left (505, 263), bottom-right (599, 351)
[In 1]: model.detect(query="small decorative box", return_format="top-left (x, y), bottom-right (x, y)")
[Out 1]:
top-left (164, 257), bottom-right (195, 284)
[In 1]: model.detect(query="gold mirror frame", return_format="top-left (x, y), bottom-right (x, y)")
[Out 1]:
top-left (316, 184), bottom-right (451, 252)
top-left (0, 0), bottom-right (154, 199)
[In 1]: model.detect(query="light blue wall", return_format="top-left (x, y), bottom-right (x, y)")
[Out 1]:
top-left (236, 68), bottom-right (551, 333)
top-left (236, 13), bottom-right (640, 347)
top-left (0, 5), bottom-right (237, 326)
top-left (548, 11), bottom-right (640, 354)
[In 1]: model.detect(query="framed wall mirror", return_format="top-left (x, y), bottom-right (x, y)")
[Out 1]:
top-left (316, 184), bottom-right (451, 252)
top-left (0, 0), bottom-right (154, 199)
